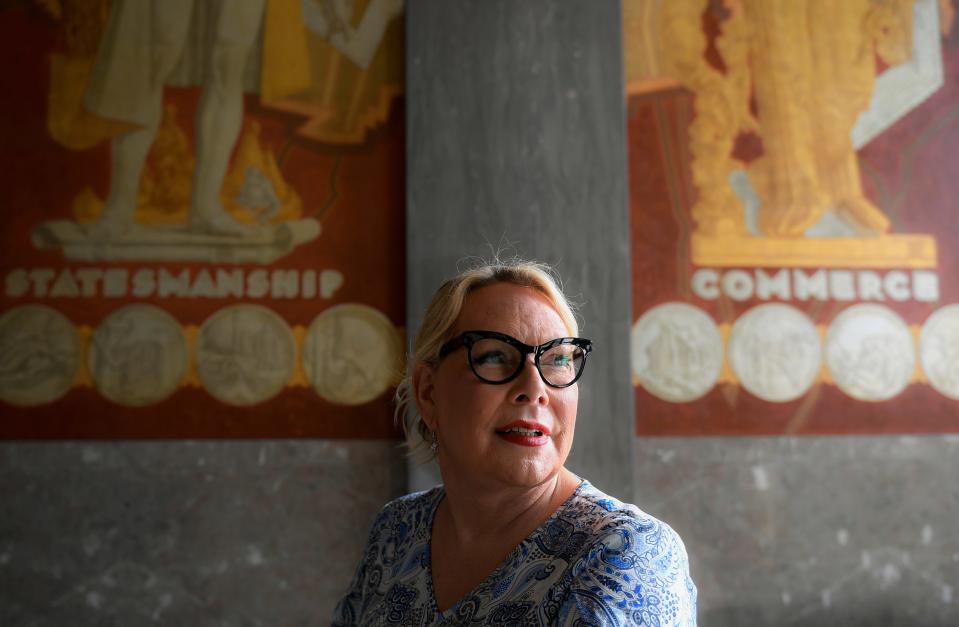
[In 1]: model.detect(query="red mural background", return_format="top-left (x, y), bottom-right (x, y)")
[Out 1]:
top-left (0, 5), bottom-right (405, 438)
top-left (628, 1), bottom-right (959, 435)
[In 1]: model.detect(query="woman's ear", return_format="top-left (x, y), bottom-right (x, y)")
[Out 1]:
top-left (412, 361), bottom-right (437, 430)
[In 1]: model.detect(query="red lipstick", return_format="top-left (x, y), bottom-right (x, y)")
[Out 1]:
top-left (494, 420), bottom-right (551, 447)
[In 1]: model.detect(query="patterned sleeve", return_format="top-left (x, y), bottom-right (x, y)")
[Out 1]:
top-left (556, 518), bottom-right (697, 626)
top-left (330, 506), bottom-right (392, 627)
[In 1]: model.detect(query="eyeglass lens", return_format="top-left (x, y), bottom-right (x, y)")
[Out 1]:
top-left (469, 337), bottom-right (585, 386)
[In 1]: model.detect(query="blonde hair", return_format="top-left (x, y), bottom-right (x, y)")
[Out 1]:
top-left (395, 260), bottom-right (579, 463)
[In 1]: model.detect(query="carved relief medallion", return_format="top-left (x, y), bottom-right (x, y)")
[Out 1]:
top-left (632, 302), bottom-right (723, 402)
top-left (825, 304), bottom-right (914, 401)
top-left (89, 304), bottom-right (187, 406)
top-left (919, 304), bottom-right (959, 401)
top-left (728, 303), bottom-right (821, 402)
top-left (0, 305), bottom-right (79, 406)
top-left (302, 304), bottom-right (402, 405)
top-left (196, 305), bottom-right (295, 406)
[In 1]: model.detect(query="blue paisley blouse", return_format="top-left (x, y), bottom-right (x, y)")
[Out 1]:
top-left (332, 480), bottom-right (697, 626)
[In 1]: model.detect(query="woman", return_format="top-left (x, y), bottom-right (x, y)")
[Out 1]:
top-left (333, 261), bottom-right (697, 626)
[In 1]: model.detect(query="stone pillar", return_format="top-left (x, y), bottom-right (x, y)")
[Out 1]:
top-left (405, 0), bottom-right (633, 496)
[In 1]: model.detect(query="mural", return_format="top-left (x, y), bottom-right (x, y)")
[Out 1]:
top-left (624, 0), bottom-right (959, 434)
top-left (0, 0), bottom-right (406, 438)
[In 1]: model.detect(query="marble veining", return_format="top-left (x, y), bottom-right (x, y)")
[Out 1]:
top-left (635, 436), bottom-right (959, 626)
top-left (0, 441), bottom-right (406, 626)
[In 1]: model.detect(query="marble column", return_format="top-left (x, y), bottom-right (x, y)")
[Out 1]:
top-left (405, 0), bottom-right (633, 496)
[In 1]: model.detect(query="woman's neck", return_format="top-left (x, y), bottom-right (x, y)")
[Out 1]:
top-left (437, 468), bottom-right (580, 547)
top-left (428, 468), bottom-right (582, 612)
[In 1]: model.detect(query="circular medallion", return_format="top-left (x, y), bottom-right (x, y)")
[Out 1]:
top-left (728, 303), bottom-right (821, 402)
top-left (631, 302), bottom-right (723, 402)
top-left (919, 304), bottom-right (959, 401)
top-left (0, 305), bottom-right (79, 406)
top-left (195, 304), bottom-right (296, 406)
top-left (89, 304), bottom-right (187, 406)
top-left (302, 304), bottom-right (403, 405)
top-left (825, 304), bottom-right (914, 401)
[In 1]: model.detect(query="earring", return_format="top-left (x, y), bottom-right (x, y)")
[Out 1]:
top-left (429, 430), bottom-right (438, 454)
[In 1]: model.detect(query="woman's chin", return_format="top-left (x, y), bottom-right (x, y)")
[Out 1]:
top-left (495, 455), bottom-right (560, 488)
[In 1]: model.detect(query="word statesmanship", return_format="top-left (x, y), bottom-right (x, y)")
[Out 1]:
top-left (691, 268), bottom-right (939, 302)
top-left (4, 267), bottom-right (344, 299)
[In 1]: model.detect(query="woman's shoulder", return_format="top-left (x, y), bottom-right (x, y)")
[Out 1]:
top-left (564, 481), bottom-right (682, 542)
top-left (382, 485), bottom-right (444, 514)
top-left (555, 482), bottom-right (696, 625)
top-left (538, 480), bottom-right (693, 576)
top-left (574, 482), bottom-right (692, 576)
top-left (548, 481), bottom-right (697, 625)
top-left (365, 486), bottom-right (444, 541)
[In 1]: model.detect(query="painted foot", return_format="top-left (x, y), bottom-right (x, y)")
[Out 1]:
top-left (85, 217), bottom-right (134, 240)
top-left (837, 196), bottom-right (890, 235)
top-left (189, 210), bottom-right (255, 237)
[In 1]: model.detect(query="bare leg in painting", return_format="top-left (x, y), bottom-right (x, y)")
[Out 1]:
top-left (92, 0), bottom-right (267, 238)
top-left (92, 0), bottom-right (194, 237)
top-left (189, 0), bottom-right (267, 236)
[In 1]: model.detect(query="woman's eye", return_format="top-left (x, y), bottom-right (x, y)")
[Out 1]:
top-left (545, 354), bottom-right (572, 368)
top-left (474, 350), bottom-right (508, 364)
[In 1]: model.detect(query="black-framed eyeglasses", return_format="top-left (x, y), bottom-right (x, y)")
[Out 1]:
top-left (438, 330), bottom-right (592, 388)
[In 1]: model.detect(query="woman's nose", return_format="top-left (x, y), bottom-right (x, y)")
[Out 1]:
top-left (511, 354), bottom-right (549, 405)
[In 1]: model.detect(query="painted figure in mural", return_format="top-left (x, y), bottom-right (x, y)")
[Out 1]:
top-left (741, 0), bottom-right (914, 236)
top-left (301, 0), bottom-right (404, 68)
top-left (82, 0), bottom-right (403, 238)
top-left (332, 262), bottom-right (697, 626)
top-left (84, 0), bottom-right (267, 236)
top-left (659, 0), bottom-right (915, 237)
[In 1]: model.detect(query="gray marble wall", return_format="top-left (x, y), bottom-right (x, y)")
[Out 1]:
top-left (635, 436), bottom-right (959, 626)
top-left (0, 441), bottom-right (405, 626)
top-left (5, 434), bottom-right (957, 627)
